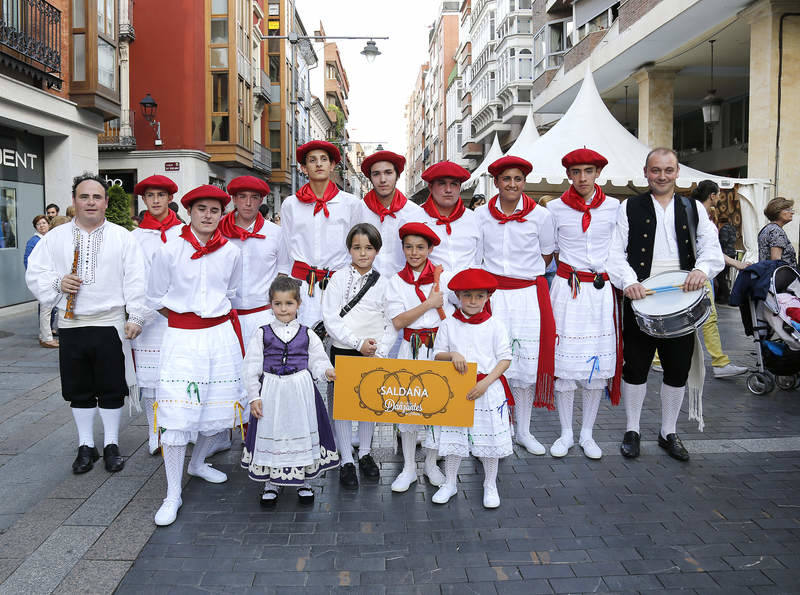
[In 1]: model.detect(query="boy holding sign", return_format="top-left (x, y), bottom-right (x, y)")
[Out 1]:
top-left (431, 269), bottom-right (513, 508)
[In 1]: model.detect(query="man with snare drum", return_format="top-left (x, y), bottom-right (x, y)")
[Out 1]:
top-left (607, 148), bottom-right (723, 461)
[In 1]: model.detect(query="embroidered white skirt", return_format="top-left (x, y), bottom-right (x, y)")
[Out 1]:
top-left (491, 285), bottom-right (542, 387)
top-left (156, 322), bottom-right (244, 440)
top-left (131, 314), bottom-right (168, 389)
top-left (550, 275), bottom-right (616, 383)
top-left (426, 379), bottom-right (513, 458)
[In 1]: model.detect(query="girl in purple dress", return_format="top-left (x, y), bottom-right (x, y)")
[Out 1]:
top-left (240, 276), bottom-right (339, 505)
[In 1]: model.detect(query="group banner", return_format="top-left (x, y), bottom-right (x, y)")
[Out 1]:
top-left (333, 356), bottom-right (478, 427)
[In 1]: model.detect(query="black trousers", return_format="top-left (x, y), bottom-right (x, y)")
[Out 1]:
top-left (622, 299), bottom-right (694, 388)
top-left (58, 326), bottom-right (127, 409)
top-left (329, 345), bottom-right (362, 365)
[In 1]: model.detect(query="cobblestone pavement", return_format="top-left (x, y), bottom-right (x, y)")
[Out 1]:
top-left (1, 303), bottom-right (799, 594)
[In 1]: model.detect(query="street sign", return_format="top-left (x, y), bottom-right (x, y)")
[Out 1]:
top-left (164, 162), bottom-right (180, 171)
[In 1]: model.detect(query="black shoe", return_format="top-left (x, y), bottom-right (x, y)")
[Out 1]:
top-left (103, 444), bottom-right (125, 472)
top-left (72, 445), bottom-right (100, 474)
top-left (358, 454), bottom-right (380, 479)
top-left (620, 431), bottom-right (640, 458)
top-left (658, 433), bottom-right (690, 461)
top-left (297, 487), bottom-right (314, 504)
top-left (260, 488), bottom-right (279, 507)
top-left (339, 463), bottom-right (359, 489)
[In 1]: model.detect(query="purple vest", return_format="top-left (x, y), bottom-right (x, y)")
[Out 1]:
top-left (261, 324), bottom-right (310, 376)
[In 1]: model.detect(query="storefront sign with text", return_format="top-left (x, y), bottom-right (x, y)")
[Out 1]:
top-left (333, 356), bottom-right (477, 427)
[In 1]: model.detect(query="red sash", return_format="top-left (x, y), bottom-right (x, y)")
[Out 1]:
top-left (236, 304), bottom-right (270, 316)
top-left (167, 310), bottom-right (244, 356)
top-left (477, 373), bottom-right (514, 406)
top-left (555, 262), bottom-right (609, 283)
top-left (291, 260), bottom-right (335, 296)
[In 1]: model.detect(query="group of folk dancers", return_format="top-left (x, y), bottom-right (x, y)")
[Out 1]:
top-left (25, 140), bottom-right (724, 526)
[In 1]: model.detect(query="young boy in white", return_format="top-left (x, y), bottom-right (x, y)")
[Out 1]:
top-left (322, 223), bottom-right (396, 488)
top-left (475, 156), bottom-right (557, 456)
top-left (147, 184), bottom-right (244, 526)
top-left (548, 149), bottom-right (621, 460)
top-left (131, 175), bottom-right (183, 454)
top-left (281, 140), bottom-right (359, 327)
top-left (431, 268), bottom-right (513, 509)
top-left (384, 222), bottom-right (453, 492)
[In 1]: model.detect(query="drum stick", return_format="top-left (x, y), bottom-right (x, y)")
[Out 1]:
top-left (432, 264), bottom-right (446, 320)
top-left (644, 284), bottom-right (684, 295)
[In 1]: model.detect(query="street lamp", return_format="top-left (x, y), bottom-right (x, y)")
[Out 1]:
top-left (701, 40), bottom-right (722, 127)
top-left (139, 93), bottom-right (163, 146)
top-left (361, 40), bottom-right (381, 64)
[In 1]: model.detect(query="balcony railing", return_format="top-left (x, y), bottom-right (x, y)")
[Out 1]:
top-left (254, 69), bottom-right (271, 105)
top-left (98, 110), bottom-right (136, 150)
top-left (253, 141), bottom-right (271, 175)
top-left (0, 0), bottom-right (62, 86)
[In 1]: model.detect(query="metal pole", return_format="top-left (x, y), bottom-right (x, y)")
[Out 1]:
top-left (290, 0), bottom-right (298, 196)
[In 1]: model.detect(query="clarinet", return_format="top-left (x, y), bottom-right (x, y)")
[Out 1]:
top-left (64, 246), bottom-right (80, 319)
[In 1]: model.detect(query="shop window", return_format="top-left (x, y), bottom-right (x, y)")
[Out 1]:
top-left (209, 0), bottom-right (230, 143)
top-left (0, 189), bottom-right (17, 250)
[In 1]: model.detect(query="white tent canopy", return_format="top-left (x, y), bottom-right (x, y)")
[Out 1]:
top-left (463, 133), bottom-right (503, 190)
top-left (503, 64), bottom-right (770, 259)
top-left (505, 106), bottom-right (540, 157)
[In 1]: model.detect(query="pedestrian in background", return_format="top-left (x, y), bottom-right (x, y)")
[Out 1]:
top-left (24, 214), bottom-right (58, 348)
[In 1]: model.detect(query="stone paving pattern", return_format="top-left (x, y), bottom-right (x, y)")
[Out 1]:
top-left (0, 304), bottom-right (798, 593)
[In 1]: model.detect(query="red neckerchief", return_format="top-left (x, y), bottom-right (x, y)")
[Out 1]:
top-left (452, 300), bottom-right (492, 324)
top-left (179, 225), bottom-right (228, 259)
top-left (295, 181), bottom-right (339, 217)
top-left (422, 196), bottom-right (466, 235)
top-left (397, 259), bottom-right (436, 303)
top-left (487, 193), bottom-right (536, 224)
top-left (559, 184), bottom-right (607, 232)
top-left (218, 211), bottom-right (265, 241)
top-left (363, 189), bottom-right (408, 222)
top-left (138, 209), bottom-right (181, 243)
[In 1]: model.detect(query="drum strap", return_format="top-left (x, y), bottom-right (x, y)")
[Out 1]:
top-left (679, 195), bottom-right (698, 262)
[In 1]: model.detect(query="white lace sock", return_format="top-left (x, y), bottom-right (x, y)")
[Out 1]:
top-left (163, 444), bottom-right (186, 502)
top-left (141, 389), bottom-right (157, 444)
top-left (189, 432), bottom-right (214, 469)
top-left (400, 431), bottom-right (417, 474)
top-left (555, 390), bottom-right (574, 437)
top-left (424, 448), bottom-right (439, 469)
top-left (72, 407), bottom-right (97, 447)
top-left (335, 419), bottom-right (354, 465)
top-left (443, 455), bottom-right (461, 489)
top-left (580, 389), bottom-right (603, 443)
top-left (511, 385), bottom-right (533, 438)
top-left (98, 406), bottom-right (122, 447)
top-left (622, 381), bottom-right (647, 433)
top-left (357, 422), bottom-right (375, 458)
top-left (660, 383), bottom-right (685, 438)
top-left (480, 457), bottom-right (499, 488)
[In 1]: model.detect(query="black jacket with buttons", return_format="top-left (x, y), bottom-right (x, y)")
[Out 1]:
top-left (624, 192), bottom-right (699, 281)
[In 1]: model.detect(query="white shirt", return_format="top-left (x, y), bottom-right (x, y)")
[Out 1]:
top-left (132, 225), bottom-right (182, 275)
top-left (147, 230), bottom-right (242, 318)
top-left (357, 199), bottom-right (427, 275)
top-left (420, 207), bottom-right (483, 274)
top-left (279, 189), bottom-right (360, 274)
top-left (548, 193), bottom-right (620, 272)
top-left (321, 265), bottom-right (396, 354)
top-left (25, 220), bottom-right (148, 325)
top-left (475, 199), bottom-right (556, 279)
top-left (384, 268), bottom-right (455, 329)
top-left (606, 194), bottom-right (725, 290)
top-left (226, 218), bottom-right (286, 309)
top-left (433, 314), bottom-right (512, 375)
top-left (242, 318), bottom-right (332, 402)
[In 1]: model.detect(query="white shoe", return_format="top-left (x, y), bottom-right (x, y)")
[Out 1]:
top-left (482, 484), bottom-right (500, 509)
top-left (148, 435), bottom-right (160, 456)
top-left (549, 436), bottom-right (574, 458)
top-left (207, 432), bottom-right (232, 457)
top-left (580, 438), bottom-right (602, 460)
top-left (516, 434), bottom-right (546, 455)
top-left (154, 498), bottom-right (182, 526)
top-left (187, 463), bottom-right (228, 483)
top-left (713, 363), bottom-right (747, 378)
top-left (431, 484), bottom-right (457, 504)
top-left (391, 469), bottom-right (418, 492)
top-left (424, 461), bottom-right (445, 487)
top-left (652, 363), bottom-right (663, 372)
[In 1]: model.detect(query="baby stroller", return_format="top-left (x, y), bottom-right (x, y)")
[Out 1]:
top-left (731, 263), bottom-right (800, 394)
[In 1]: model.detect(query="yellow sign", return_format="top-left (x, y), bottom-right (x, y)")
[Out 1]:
top-left (333, 356), bottom-right (478, 427)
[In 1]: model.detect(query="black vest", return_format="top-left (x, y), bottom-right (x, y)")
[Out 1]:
top-left (625, 192), bottom-right (699, 281)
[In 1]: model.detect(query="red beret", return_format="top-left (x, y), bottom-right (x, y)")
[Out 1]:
top-left (227, 176), bottom-right (270, 197)
top-left (296, 140), bottom-right (341, 165)
top-left (361, 150), bottom-right (406, 177)
top-left (488, 156), bottom-right (533, 178)
top-left (180, 184), bottom-right (231, 209)
top-left (134, 175), bottom-right (178, 196)
top-left (398, 222), bottom-right (440, 246)
top-left (561, 148), bottom-right (608, 169)
top-left (448, 268), bottom-right (498, 293)
top-left (421, 161), bottom-right (470, 184)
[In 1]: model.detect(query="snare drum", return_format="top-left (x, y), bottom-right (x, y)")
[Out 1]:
top-left (631, 270), bottom-right (711, 338)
